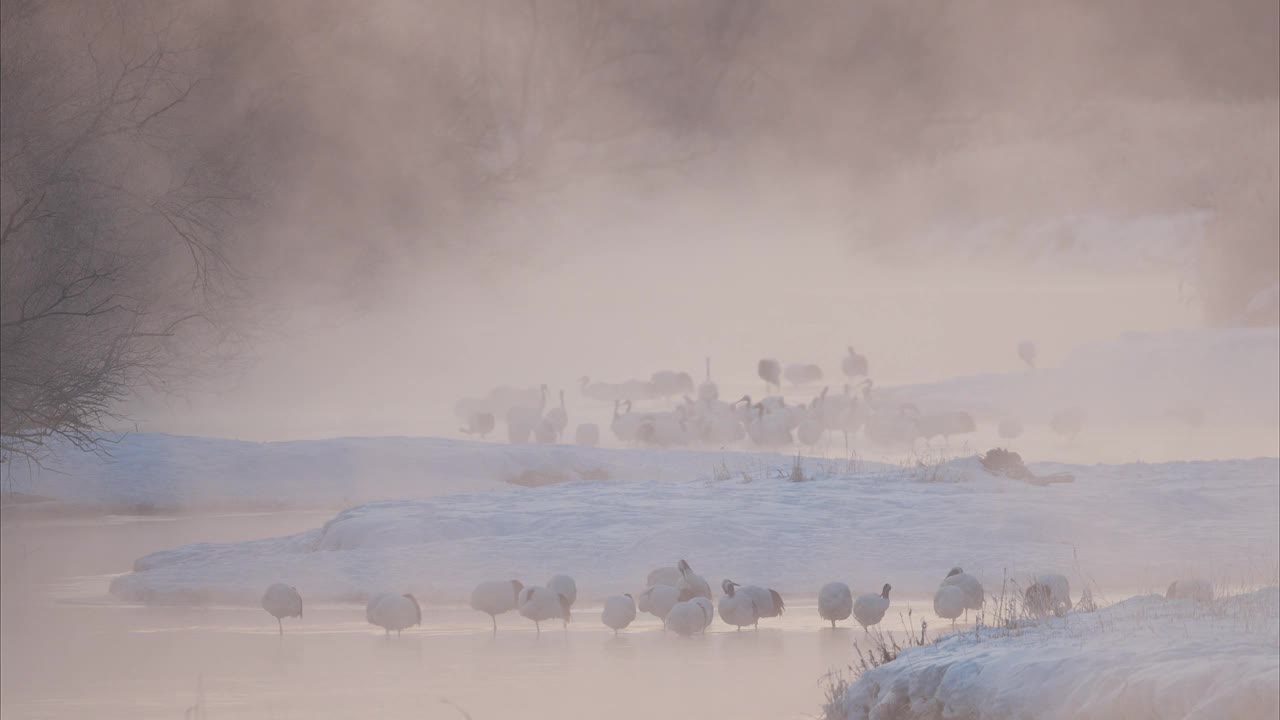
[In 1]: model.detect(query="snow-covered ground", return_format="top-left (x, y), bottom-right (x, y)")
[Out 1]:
top-left (1, 434), bottom-right (865, 512)
top-left (830, 588), bottom-right (1280, 720)
top-left (879, 326), bottom-right (1279, 426)
top-left (109, 455), bottom-right (1279, 606)
top-left (5, 327), bottom-right (1276, 513)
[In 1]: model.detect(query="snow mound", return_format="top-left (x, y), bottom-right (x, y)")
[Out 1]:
top-left (831, 588), bottom-right (1280, 720)
top-left (109, 457), bottom-right (1279, 606)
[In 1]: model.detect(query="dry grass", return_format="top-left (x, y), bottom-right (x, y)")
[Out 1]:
top-left (900, 442), bottom-right (974, 483)
top-left (818, 667), bottom-right (854, 720)
top-left (851, 610), bottom-right (930, 673)
top-left (789, 453), bottom-right (809, 482)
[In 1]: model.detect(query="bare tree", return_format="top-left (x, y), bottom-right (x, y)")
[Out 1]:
top-left (1, 1), bottom-right (252, 461)
top-left (430, 1), bottom-right (761, 194)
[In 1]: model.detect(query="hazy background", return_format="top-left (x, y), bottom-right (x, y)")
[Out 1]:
top-left (5, 0), bottom-right (1276, 443)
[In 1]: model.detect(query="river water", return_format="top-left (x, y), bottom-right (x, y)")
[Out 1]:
top-left (1, 509), bottom-right (951, 720)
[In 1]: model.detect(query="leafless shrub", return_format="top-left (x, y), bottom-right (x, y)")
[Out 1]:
top-left (901, 444), bottom-right (972, 483)
top-left (1, 2), bottom-right (256, 462)
top-left (711, 460), bottom-right (732, 483)
top-left (851, 610), bottom-right (930, 675)
top-left (788, 453), bottom-right (809, 482)
top-left (819, 667), bottom-right (854, 720)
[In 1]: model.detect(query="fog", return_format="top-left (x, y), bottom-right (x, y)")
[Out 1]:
top-left (3, 2), bottom-right (1278, 719)
top-left (83, 0), bottom-right (1275, 443)
top-left (137, 244), bottom-right (1200, 443)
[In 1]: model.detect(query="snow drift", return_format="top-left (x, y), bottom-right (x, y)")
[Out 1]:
top-left (109, 457), bottom-right (1279, 606)
top-left (830, 588), bottom-right (1280, 720)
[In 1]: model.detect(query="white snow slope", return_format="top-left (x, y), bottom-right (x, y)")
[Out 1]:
top-left (831, 588), bottom-right (1280, 720)
top-left (109, 456), bottom-right (1279, 606)
top-left (1, 434), bottom-right (868, 512)
top-left (879, 327), bottom-right (1279, 426)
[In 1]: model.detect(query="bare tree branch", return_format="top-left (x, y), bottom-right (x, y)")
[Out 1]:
top-left (1, 1), bottom-right (252, 462)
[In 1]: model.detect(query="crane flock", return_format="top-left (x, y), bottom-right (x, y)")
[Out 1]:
top-left (453, 343), bottom-right (1100, 454)
top-left (260, 559), bottom-right (898, 636)
top-left (261, 566), bottom-right (1212, 637)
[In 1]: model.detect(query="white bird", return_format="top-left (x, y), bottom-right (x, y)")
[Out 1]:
top-left (546, 574), bottom-right (577, 608)
top-left (697, 357), bottom-right (719, 404)
top-left (842, 347), bottom-right (869, 379)
top-left (1024, 583), bottom-right (1056, 617)
top-left (797, 393), bottom-right (827, 446)
top-left (737, 583), bottom-right (785, 629)
top-left (757, 358), bottom-right (782, 393)
top-left (758, 394), bottom-right (790, 413)
top-left (574, 423), bottom-right (600, 447)
top-left (1018, 340), bottom-right (1037, 369)
top-left (717, 580), bottom-right (759, 631)
top-left (688, 396), bottom-right (746, 444)
top-left (1166, 578), bottom-right (1214, 604)
top-left (454, 386), bottom-right (519, 422)
top-left (818, 582), bottom-right (852, 628)
top-left (815, 386), bottom-right (847, 431)
top-left (261, 583), bottom-right (302, 635)
top-left (941, 567), bottom-right (985, 619)
top-left (545, 390), bottom-right (568, 440)
top-left (470, 579), bottom-right (524, 633)
top-left (611, 400), bottom-right (645, 444)
top-left (997, 418), bottom-right (1024, 439)
top-left (865, 404), bottom-right (921, 448)
top-left (635, 409), bottom-right (690, 447)
top-left (831, 384), bottom-right (869, 452)
top-left (534, 416), bottom-right (558, 444)
top-left (666, 599), bottom-right (712, 637)
top-left (601, 593), bottom-right (637, 634)
top-left (852, 583), bottom-right (891, 631)
top-left (784, 363), bottom-right (824, 386)
top-left (365, 592), bottom-right (392, 623)
top-left (458, 385), bottom-right (542, 422)
top-left (518, 586), bottom-right (572, 634)
top-left (1027, 573), bottom-right (1072, 615)
top-left (933, 585), bottom-right (965, 625)
top-left (676, 559), bottom-right (712, 600)
top-left (532, 415), bottom-right (558, 443)
top-left (646, 565), bottom-right (683, 589)
top-left (746, 403), bottom-right (793, 447)
top-left (506, 384), bottom-right (548, 444)
top-left (650, 370), bottom-right (695, 399)
top-left (459, 412), bottom-right (495, 440)
top-left (691, 597), bottom-right (714, 632)
top-left (366, 593), bottom-right (422, 636)
top-left (637, 584), bottom-right (691, 628)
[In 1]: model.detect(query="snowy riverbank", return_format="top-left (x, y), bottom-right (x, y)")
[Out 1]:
top-left (828, 588), bottom-right (1280, 720)
top-left (108, 456), bottom-right (1279, 606)
top-left (2, 435), bottom-right (880, 513)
